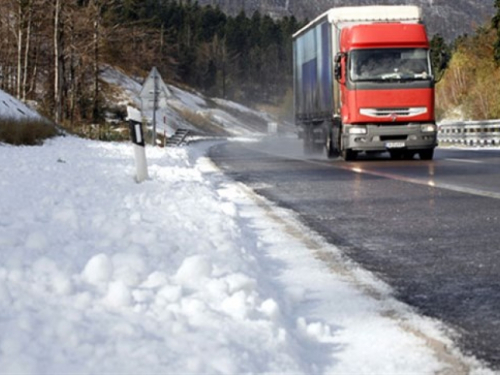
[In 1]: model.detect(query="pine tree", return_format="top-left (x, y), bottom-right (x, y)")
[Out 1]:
top-left (430, 34), bottom-right (451, 80)
top-left (492, 0), bottom-right (500, 62)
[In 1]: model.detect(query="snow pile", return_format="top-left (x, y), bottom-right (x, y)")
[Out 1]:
top-left (0, 89), bottom-right (41, 121)
top-left (0, 135), bottom-right (487, 374)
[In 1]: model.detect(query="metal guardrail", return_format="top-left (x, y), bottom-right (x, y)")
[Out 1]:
top-left (438, 120), bottom-right (500, 146)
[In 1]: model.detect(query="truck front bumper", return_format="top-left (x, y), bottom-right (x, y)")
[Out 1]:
top-left (343, 124), bottom-right (437, 152)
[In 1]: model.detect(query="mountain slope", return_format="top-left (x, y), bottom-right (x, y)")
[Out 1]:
top-left (199, 0), bottom-right (494, 40)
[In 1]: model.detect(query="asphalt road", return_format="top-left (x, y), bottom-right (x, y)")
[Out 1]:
top-left (208, 136), bottom-right (500, 369)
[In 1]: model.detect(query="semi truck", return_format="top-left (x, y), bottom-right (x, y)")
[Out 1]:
top-left (293, 6), bottom-right (437, 160)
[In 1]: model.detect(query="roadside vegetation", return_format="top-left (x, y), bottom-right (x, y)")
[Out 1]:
top-left (434, 1), bottom-right (500, 121)
top-left (435, 28), bottom-right (500, 120)
top-left (0, 118), bottom-right (60, 146)
top-left (3, 0), bottom-right (500, 137)
top-left (0, 0), bottom-right (300, 135)
top-left (174, 108), bottom-right (229, 136)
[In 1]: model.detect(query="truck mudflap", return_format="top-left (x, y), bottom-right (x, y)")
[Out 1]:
top-left (343, 123), bottom-right (437, 153)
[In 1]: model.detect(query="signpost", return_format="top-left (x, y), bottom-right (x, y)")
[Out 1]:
top-left (127, 106), bottom-right (149, 183)
top-left (139, 67), bottom-right (171, 146)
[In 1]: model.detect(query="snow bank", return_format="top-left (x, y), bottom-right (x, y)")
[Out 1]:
top-left (0, 89), bottom-right (41, 121)
top-left (0, 136), bottom-right (487, 374)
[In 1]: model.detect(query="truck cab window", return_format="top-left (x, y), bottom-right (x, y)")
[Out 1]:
top-left (350, 48), bottom-right (431, 81)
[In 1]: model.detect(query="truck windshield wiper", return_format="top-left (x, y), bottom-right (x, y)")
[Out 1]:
top-left (381, 73), bottom-right (402, 80)
top-left (381, 72), bottom-right (431, 81)
top-left (362, 73), bottom-right (430, 82)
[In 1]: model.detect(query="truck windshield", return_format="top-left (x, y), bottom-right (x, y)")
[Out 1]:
top-left (350, 48), bottom-right (431, 82)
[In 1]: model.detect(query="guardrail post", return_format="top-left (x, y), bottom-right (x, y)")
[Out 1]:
top-left (127, 106), bottom-right (149, 183)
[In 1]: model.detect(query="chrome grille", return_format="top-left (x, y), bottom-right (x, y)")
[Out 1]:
top-left (360, 107), bottom-right (427, 118)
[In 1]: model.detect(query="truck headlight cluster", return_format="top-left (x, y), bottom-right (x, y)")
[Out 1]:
top-left (348, 126), bottom-right (367, 135)
top-left (421, 124), bottom-right (437, 133)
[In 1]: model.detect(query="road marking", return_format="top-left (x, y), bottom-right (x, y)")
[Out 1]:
top-left (340, 164), bottom-right (500, 200)
top-left (445, 158), bottom-right (483, 164)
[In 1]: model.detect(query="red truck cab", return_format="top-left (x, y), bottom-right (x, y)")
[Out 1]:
top-left (337, 23), bottom-right (437, 159)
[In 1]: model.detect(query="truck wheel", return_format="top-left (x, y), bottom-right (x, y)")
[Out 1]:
top-left (419, 149), bottom-right (434, 160)
top-left (341, 149), bottom-right (357, 161)
top-left (326, 134), bottom-right (339, 159)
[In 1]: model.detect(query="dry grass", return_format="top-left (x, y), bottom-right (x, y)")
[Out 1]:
top-left (214, 103), bottom-right (269, 133)
top-left (68, 122), bottom-right (130, 142)
top-left (0, 118), bottom-right (60, 146)
top-left (176, 108), bottom-right (229, 136)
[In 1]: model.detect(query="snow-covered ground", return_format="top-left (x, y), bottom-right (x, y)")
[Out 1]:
top-left (0, 134), bottom-right (493, 375)
top-left (0, 77), bottom-right (494, 374)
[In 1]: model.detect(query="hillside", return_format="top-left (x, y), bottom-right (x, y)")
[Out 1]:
top-left (100, 66), bottom-right (278, 138)
top-left (199, 0), bottom-right (494, 40)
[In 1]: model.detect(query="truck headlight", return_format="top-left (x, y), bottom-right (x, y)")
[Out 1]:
top-left (348, 126), bottom-right (367, 135)
top-left (421, 124), bottom-right (437, 133)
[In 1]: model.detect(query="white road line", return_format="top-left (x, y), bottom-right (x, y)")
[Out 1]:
top-left (445, 158), bottom-right (483, 164)
top-left (341, 165), bottom-right (500, 200)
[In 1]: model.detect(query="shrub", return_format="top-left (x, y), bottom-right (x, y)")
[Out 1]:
top-left (0, 117), bottom-right (60, 146)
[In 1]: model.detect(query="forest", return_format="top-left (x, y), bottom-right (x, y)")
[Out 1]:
top-left (0, 0), bottom-right (299, 130)
top-left (1, 0), bottom-right (500, 131)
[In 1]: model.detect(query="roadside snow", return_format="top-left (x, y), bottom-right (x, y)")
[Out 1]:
top-left (0, 136), bottom-right (490, 374)
top-left (0, 89), bottom-right (41, 120)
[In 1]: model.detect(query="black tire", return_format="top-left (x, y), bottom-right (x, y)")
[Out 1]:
top-left (341, 149), bottom-right (357, 161)
top-left (325, 134), bottom-right (339, 159)
top-left (419, 149), bottom-right (434, 160)
top-left (339, 126), bottom-right (356, 161)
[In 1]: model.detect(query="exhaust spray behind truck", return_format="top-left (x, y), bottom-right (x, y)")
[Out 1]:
top-left (293, 6), bottom-right (437, 160)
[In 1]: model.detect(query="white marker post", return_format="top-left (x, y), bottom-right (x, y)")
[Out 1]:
top-left (127, 106), bottom-right (149, 183)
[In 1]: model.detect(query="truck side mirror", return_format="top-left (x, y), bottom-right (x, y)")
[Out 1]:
top-left (334, 53), bottom-right (344, 81)
top-left (334, 63), bottom-right (341, 81)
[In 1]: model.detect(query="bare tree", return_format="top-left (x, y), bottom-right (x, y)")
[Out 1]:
top-left (1, 1), bottom-right (18, 92)
top-left (90, 0), bottom-right (101, 123)
top-left (16, 0), bottom-right (25, 98)
top-left (53, 0), bottom-right (64, 123)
